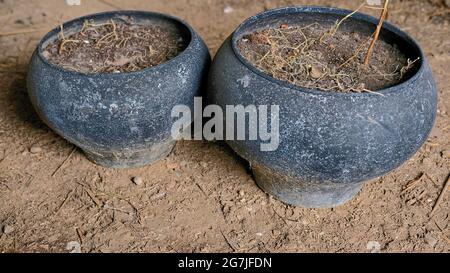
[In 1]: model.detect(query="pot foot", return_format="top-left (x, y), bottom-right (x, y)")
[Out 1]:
top-left (83, 140), bottom-right (175, 169)
top-left (252, 165), bottom-right (363, 208)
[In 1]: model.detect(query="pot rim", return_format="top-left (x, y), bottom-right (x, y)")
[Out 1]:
top-left (231, 6), bottom-right (426, 97)
top-left (34, 10), bottom-right (196, 77)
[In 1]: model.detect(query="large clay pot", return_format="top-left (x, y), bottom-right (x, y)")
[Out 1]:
top-left (27, 10), bottom-right (210, 168)
top-left (208, 6), bottom-right (437, 208)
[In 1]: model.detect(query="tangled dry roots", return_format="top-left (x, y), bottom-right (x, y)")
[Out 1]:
top-left (237, 21), bottom-right (418, 93)
top-left (43, 18), bottom-right (185, 73)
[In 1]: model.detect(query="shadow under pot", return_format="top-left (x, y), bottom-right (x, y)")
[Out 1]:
top-left (27, 10), bottom-right (210, 168)
top-left (208, 6), bottom-right (437, 208)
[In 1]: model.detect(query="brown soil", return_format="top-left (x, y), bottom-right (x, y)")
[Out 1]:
top-left (43, 19), bottom-right (185, 73)
top-left (237, 23), bottom-right (416, 92)
top-left (0, 0), bottom-right (449, 253)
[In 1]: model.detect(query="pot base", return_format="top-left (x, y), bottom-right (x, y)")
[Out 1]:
top-left (83, 140), bottom-right (175, 169)
top-left (252, 165), bottom-right (363, 208)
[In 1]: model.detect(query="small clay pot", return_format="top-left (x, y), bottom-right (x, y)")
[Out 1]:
top-left (27, 11), bottom-right (210, 168)
top-left (208, 7), bottom-right (437, 208)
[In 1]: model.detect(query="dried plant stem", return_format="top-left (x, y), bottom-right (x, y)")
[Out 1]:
top-left (364, 0), bottom-right (390, 66)
top-left (332, 2), bottom-right (366, 36)
top-left (110, 19), bottom-right (118, 40)
top-left (0, 28), bottom-right (40, 36)
top-left (430, 173), bottom-right (450, 216)
top-left (52, 146), bottom-right (77, 177)
top-left (58, 24), bottom-right (80, 54)
top-left (319, 2), bottom-right (366, 43)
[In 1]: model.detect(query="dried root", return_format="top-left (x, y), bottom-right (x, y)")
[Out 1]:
top-left (58, 24), bottom-right (80, 55)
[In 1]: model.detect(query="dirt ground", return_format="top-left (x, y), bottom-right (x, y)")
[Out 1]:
top-left (0, 0), bottom-right (449, 253)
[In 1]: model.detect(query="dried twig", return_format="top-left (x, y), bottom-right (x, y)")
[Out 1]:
top-left (220, 229), bottom-right (237, 252)
top-left (0, 149), bottom-right (6, 164)
top-left (430, 173), bottom-right (450, 216)
top-left (331, 2), bottom-right (366, 36)
top-left (76, 228), bottom-right (84, 245)
top-left (364, 0), bottom-right (390, 66)
top-left (80, 184), bottom-right (102, 207)
top-left (428, 8), bottom-right (450, 18)
top-left (271, 206), bottom-right (288, 225)
top-left (54, 188), bottom-right (76, 215)
top-left (400, 57), bottom-right (420, 77)
top-left (195, 183), bottom-right (208, 198)
top-left (319, 2), bottom-right (366, 42)
top-left (52, 146), bottom-right (77, 177)
top-left (110, 19), bottom-right (118, 40)
top-left (401, 173), bottom-right (424, 193)
top-left (58, 24), bottom-right (80, 54)
top-left (104, 205), bottom-right (131, 214)
top-left (0, 28), bottom-right (40, 37)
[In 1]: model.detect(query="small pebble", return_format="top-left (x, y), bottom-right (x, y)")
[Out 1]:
top-left (30, 145), bottom-right (42, 154)
top-left (366, 241), bottom-right (381, 253)
top-left (239, 190), bottom-right (245, 196)
top-left (223, 6), bottom-right (234, 14)
top-left (310, 66), bottom-right (323, 79)
top-left (132, 176), bottom-right (143, 185)
top-left (2, 225), bottom-right (14, 234)
top-left (66, 241), bottom-right (81, 253)
top-left (150, 192), bottom-right (166, 201)
top-left (442, 150), bottom-right (450, 158)
top-left (425, 233), bottom-right (437, 248)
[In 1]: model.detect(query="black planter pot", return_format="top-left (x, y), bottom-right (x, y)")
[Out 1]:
top-left (27, 11), bottom-right (210, 168)
top-left (208, 7), bottom-right (437, 208)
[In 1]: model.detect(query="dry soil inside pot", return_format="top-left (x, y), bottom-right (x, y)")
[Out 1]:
top-left (237, 22), bottom-right (418, 92)
top-left (42, 18), bottom-right (186, 73)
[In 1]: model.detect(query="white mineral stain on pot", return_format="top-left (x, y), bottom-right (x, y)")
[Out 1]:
top-left (177, 65), bottom-right (188, 84)
top-left (237, 75), bottom-right (250, 88)
top-left (109, 103), bottom-right (119, 114)
top-left (59, 80), bottom-right (68, 90)
top-left (130, 126), bottom-right (140, 135)
top-left (98, 102), bottom-right (107, 109)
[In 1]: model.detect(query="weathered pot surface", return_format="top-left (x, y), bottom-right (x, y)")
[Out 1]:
top-left (208, 6), bottom-right (437, 208)
top-left (27, 10), bottom-right (210, 168)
